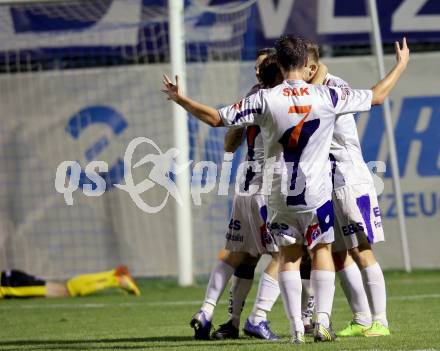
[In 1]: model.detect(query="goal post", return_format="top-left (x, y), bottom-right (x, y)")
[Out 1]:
top-left (168, 0), bottom-right (193, 286)
top-left (366, 0), bottom-right (411, 272)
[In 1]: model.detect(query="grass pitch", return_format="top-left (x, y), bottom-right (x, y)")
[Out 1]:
top-left (1, 270), bottom-right (439, 350)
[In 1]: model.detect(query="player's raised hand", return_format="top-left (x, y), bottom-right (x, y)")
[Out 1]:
top-left (395, 37), bottom-right (409, 70)
top-left (161, 74), bottom-right (181, 102)
top-left (371, 37), bottom-right (410, 105)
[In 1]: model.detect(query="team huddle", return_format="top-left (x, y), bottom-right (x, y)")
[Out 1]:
top-left (162, 35), bottom-right (409, 343)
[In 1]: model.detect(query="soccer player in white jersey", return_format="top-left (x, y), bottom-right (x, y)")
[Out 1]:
top-left (214, 52), bottom-right (283, 341)
top-left (215, 51), bottom-right (320, 340)
top-left (209, 52), bottom-right (315, 341)
top-left (305, 40), bottom-right (391, 337)
top-left (190, 49), bottom-right (282, 341)
top-left (161, 35), bottom-right (409, 343)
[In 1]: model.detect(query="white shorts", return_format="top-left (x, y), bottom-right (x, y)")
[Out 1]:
top-left (332, 183), bottom-right (385, 252)
top-left (269, 200), bottom-right (335, 250)
top-left (225, 193), bottom-right (278, 257)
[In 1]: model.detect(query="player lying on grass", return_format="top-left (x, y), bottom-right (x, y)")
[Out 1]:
top-left (191, 50), bottom-right (282, 341)
top-left (162, 35), bottom-right (409, 343)
top-left (0, 265), bottom-right (140, 298)
top-left (304, 40), bottom-right (390, 337)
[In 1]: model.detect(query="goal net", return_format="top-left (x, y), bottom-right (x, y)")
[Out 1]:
top-left (0, 0), bottom-right (258, 279)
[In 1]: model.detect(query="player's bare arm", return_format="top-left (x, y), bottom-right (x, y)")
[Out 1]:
top-left (371, 37), bottom-right (410, 105)
top-left (162, 74), bottom-right (223, 127)
top-left (224, 128), bottom-right (245, 152)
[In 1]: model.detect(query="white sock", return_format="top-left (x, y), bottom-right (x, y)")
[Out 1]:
top-left (201, 260), bottom-right (235, 321)
top-left (338, 263), bottom-right (372, 326)
top-left (310, 270), bottom-right (335, 328)
top-left (279, 270), bottom-right (304, 335)
top-left (228, 276), bottom-right (253, 328)
top-left (301, 279), bottom-right (315, 325)
top-left (249, 272), bottom-right (280, 325)
top-left (361, 262), bottom-right (388, 327)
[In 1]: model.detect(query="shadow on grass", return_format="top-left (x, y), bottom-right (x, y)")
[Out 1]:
top-left (0, 336), bottom-right (251, 350)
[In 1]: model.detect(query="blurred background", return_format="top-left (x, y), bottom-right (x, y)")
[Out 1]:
top-left (0, 0), bottom-right (439, 281)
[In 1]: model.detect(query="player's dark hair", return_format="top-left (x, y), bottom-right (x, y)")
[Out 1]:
top-left (304, 39), bottom-right (320, 63)
top-left (256, 47), bottom-right (276, 59)
top-left (274, 35), bottom-right (307, 71)
top-left (259, 53), bottom-right (282, 88)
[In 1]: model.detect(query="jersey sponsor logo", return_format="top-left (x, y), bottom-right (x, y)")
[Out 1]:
top-left (340, 87), bottom-right (351, 100)
top-left (342, 222), bottom-right (364, 236)
top-left (228, 219), bottom-right (241, 231)
top-left (373, 206), bottom-right (381, 217)
top-left (305, 223), bottom-right (321, 246)
top-left (269, 222), bottom-right (289, 231)
top-left (283, 87), bottom-right (309, 97)
top-left (225, 233), bottom-right (243, 242)
top-left (341, 219), bottom-right (382, 236)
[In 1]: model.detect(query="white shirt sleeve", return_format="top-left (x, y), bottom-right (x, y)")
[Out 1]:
top-left (324, 86), bottom-right (372, 116)
top-left (218, 90), bottom-right (266, 128)
top-left (325, 74), bottom-right (350, 88)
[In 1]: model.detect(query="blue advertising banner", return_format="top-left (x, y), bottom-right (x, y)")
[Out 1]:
top-left (1, 0), bottom-right (440, 62)
top-left (246, 0), bottom-right (440, 47)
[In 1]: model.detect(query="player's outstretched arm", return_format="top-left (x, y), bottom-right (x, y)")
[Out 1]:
top-left (162, 74), bottom-right (223, 127)
top-left (371, 37), bottom-right (409, 105)
top-left (224, 128), bottom-right (245, 152)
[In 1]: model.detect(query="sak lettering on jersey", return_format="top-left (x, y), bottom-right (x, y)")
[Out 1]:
top-left (283, 87), bottom-right (310, 97)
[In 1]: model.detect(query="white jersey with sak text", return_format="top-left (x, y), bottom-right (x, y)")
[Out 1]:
top-left (218, 79), bottom-right (373, 213)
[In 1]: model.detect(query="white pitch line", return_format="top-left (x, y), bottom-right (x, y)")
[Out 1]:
top-left (0, 293), bottom-right (439, 310)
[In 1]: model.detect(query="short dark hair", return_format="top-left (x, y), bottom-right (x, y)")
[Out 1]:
top-left (274, 35), bottom-right (307, 71)
top-left (259, 53), bottom-right (282, 88)
top-left (304, 39), bottom-right (320, 63)
top-left (256, 47), bottom-right (276, 59)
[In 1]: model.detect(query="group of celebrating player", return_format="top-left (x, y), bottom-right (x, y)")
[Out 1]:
top-left (162, 34), bottom-right (409, 344)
